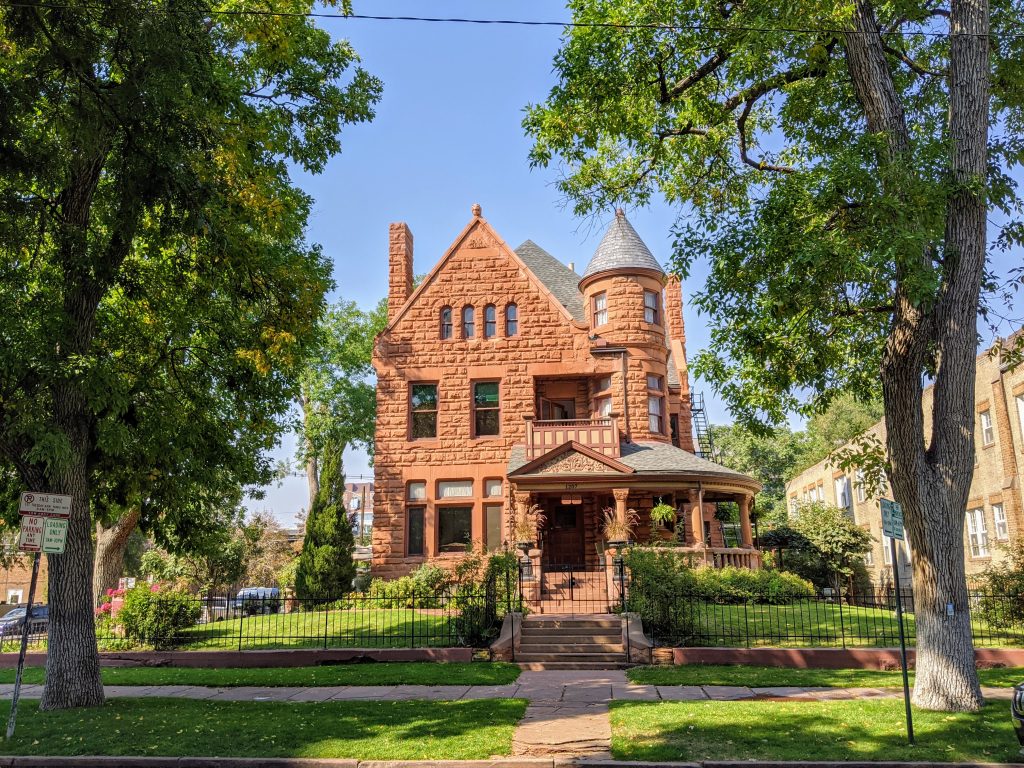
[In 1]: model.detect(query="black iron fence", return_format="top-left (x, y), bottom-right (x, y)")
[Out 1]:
top-left (632, 587), bottom-right (1024, 649)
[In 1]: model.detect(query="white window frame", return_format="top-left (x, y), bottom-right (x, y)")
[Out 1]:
top-left (883, 534), bottom-right (892, 565)
top-left (834, 475), bottom-right (852, 514)
top-left (1017, 394), bottom-right (1024, 441)
top-left (643, 290), bottom-right (659, 324)
top-left (592, 292), bottom-right (608, 327)
top-left (967, 508), bottom-right (990, 558)
top-left (994, 503), bottom-right (1009, 540)
top-left (980, 410), bottom-right (995, 446)
top-left (648, 395), bottom-right (664, 434)
top-left (6, 590), bottom-right (23, 604)
top-left (855, 469), bottom-right (866, 503)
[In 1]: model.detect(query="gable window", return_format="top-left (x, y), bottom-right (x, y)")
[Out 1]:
top-left (994, 503), bottom-right (1009, 540)
top-left (644, 290), bottom-right (660, 324)
top-left (473, 381), bottom-right (501, 436)
top-left (967, 508), bottom-right (990, 558)
top-left (438, 506), bottom-right (473, 552)
top-left (440, 307), bottom-right (453, 340)
top-left (410, 383), bottom-right (438, 439)
top-left (462, 305), bottom-right (475, 338)
top-left (505, 303), bottom-right (518, 336)
top-left (592, 292), bottom-right (608, 327)
top-left (980, 409), bottom-right (995, 446)
top-left (484, 304), bottom-right (496, 338)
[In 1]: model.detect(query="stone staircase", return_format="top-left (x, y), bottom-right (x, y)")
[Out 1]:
top-left (515, 614), bottom-right (628, 669)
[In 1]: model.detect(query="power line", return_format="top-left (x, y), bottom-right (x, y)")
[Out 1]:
top-left (4, 2), bottom-right (999, 40)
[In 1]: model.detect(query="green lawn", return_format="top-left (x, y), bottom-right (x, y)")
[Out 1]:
top-left (0, 698), bottom-right (527, 759)
top-left (667, 600), bottom-right (1022, 648)
top-left (176, 608), bottom-right (456, 650)
top-left (628, 663), bottom-right (1022, 689)
top-left (610, 699), bottom-right (1018, 762)
top-left (0, 662), bottom-right (520, 687)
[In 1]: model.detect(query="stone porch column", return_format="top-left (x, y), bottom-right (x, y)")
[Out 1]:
top-left (612, 488), bottom-right (630, 523)
top-left (688, 489), bottom-right (704, 545)
top-left (512, 490), bottom-right (533, 540)
top-left (739, 494), bottom-right (754, 547)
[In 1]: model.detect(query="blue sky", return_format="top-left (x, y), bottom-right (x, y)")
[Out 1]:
top-left (246, 2), bottom-right (1022, 526)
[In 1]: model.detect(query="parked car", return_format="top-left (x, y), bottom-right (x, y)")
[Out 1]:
top-left (232, 587), bottom-right (281, 616)
top-left (0, 605), bottom-right (48, 640)
top-left (199, 597), bottom-right (231, 623)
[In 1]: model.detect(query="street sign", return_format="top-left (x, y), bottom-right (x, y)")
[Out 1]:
top-left (881, 498), bottom-right (905, 541)
top-left (19, 492), bottom-right (72, 519)
top-left (41, 518), bottom-right (68, 554)
top-left (17, 516), bottom-right (45, 552)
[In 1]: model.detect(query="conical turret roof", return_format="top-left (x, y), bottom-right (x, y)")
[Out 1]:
top-left (581, 209), bottom-right (664, 282)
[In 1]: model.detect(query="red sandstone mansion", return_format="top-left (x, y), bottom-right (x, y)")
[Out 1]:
top-left (370, 205), bottom-right (760, 579)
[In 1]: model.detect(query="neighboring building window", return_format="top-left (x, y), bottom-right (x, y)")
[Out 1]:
top-left (980, 409), bottom-right (995, 446)
top-left (648, 395), bottom-right (664, 434)
top-left (505, 303), bottom-right (518, 336)
top-left (994, 503), bottom-right (1009, 540)
top-left (967, 507), bottom-right (990, 558)
top-left (484, 304), bottom-right (496, 338)
top-left (485, 504), bottom-right (503, 552)
top-left (816, 483), bottom-right (824, 502)
top-left (438, 480), bottom-right (473, 498)
top-left (462, 305), bottom-right (475, 338)
top-left (834, 475), bottom-right (852, 515)
top-left (864, 549), bottom-right (874, 567)
top-left (473, 381), bottom-right (500, 436)
top-left (484, 479), bottom-right (503, 498)
top-left (644, 289), bottom-right (660, 324)
top-left (592, 292), bottom-right (608, 327)
top-left (6, 590), bottom-right (23, 604)
top-left (596, 396), bottom-right (612, 417)
top-left (789, 496), bottom-right (798, 515)
top-left (855, 469), bottom-right (866, 503)
top-left (438, 506), bottom-right (472, 552)
top-left (1017, 394), bottom-right (1024, 437)
top-left (883, 534), bottom-right (893, 565)
top-left (410, 384), bottom-right (438, 439)
top-left (407, 506), bottom-right (425, 556)
top-left (407, 481), bottom-right (427, 501)
top-left (440, 306), bottom-right (452, 340)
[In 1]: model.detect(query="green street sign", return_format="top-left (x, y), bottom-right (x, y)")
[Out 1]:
top-left (881, 499), bottom-right (905, 541)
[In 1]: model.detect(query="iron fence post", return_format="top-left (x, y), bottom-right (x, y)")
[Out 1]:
top-left (237, 604), bottom-right (244, 652)
top-left (324, 599), bottom-right (329, 649)
top-left (838, 592), bottom-right (847, 649)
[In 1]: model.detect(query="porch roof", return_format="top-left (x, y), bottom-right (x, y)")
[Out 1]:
top-left (507, 439), bottom-right (756, 484)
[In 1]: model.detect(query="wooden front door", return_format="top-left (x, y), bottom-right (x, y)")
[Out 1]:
top-left (543, 505), bottom-right (585, 566)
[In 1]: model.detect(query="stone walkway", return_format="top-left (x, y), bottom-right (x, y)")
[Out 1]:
top-left (0, 672), bottom-right (1011, 758)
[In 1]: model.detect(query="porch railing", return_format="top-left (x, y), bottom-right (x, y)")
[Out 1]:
top-left (523, 415), bottom-right (620, 459)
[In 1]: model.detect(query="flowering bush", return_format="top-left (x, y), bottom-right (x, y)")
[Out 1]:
top-left (116, 583), bottom-right (200, 650)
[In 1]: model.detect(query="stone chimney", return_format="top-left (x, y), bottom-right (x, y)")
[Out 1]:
top-left (664, 274), bottom-right (686, 343)
top-left (387, 222), bottom-right (414, 323)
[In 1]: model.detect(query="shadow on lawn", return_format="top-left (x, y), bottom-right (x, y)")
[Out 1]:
top-left (610, 700), bottom-right (1018, 763)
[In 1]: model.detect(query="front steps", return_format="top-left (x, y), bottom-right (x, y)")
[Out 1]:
top-left (514, 614), bottom-right (629, 669)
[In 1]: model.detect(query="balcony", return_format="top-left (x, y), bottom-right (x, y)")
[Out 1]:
top-left (524, 415), bottom-right (620, 459)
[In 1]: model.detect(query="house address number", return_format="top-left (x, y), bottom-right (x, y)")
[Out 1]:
top-left (564, 483), bottom-right (578, 490)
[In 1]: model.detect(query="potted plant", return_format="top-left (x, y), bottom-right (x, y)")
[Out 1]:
top-left (649, 498), bottom-right (678, 529)
top-left (602, 506), bottom-right (638, 549)
top-left (514, 504), bottom-right (545, 551)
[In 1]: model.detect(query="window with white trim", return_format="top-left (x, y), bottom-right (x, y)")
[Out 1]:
top-left (883, 534), bottom-right (892, 565)
top-left (438, 480), bottom-right (473, 499)
top-left (834, 475), bottom-right (852, 515)
top-left (1017, 394), bottom-right (1024, 439)
top-left (643, 290), bottom-right (660, 324)
top-left (980, 410), bottom-right (995, 446)
top-left (967, 507), bottom-right (990, 558)
top-left (592, 292), bottom-right (608, 327)
top-left (855, 469), bottom-right (866, 503)
top-left (994, 503), bottom-right (1009, 540)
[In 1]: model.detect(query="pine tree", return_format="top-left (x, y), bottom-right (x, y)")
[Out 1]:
top-left (295, 450), bottom-right (355, 602)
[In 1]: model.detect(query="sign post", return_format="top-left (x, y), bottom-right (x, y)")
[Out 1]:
top-left (6, 492), bottom-right (71, 740)
top-left (881, 498), bottom-right (914, 745)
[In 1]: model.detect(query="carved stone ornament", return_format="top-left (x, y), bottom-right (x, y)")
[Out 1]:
top-left (536, 450), bottom-right (617, 475)
top-left (465, 231), bottom-right (498, 249)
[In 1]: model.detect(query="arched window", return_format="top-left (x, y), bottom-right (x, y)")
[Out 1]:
top-left (484, 304), bottom-right (496, 338)
top-left (440, 306), bottom-right (453, 340)
top-left (505, 303), bottom-right (518, 336)
top-left (462, 305), bottom-right (475, 338)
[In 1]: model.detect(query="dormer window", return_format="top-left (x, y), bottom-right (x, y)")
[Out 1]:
top-left (484, 304), bottom-right (496, 338)
top-left (462, 305), bottom-right (475, 338)
top-left (644, 290), bottom-right (660, 325)
top-left (592, 292), bottom-right (608, 327)
top-left (440, 307), bottom-right (453, 340)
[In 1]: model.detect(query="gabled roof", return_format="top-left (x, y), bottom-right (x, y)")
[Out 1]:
top-left (507, 440), bottom-right (635, 477)
top-left (582, 209), bottom-right (664, 281)
top-left (514, 240), bottom-right (586, 323)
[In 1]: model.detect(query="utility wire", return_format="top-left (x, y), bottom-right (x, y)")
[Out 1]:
top-left (2, 2), bottom-right (1000, 40)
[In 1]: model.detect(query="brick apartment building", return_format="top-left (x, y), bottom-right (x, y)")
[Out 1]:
top-left (370, 205), bottom-right (761, 586)
top-left (786, 336), bottom-right (1024, 585)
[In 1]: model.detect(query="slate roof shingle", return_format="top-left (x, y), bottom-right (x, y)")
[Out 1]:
top-left (514, 240), bottom-right (586, 323)
top-left (582, 209), bottom-right (665, 280)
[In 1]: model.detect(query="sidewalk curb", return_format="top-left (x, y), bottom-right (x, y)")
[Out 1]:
top-left (1, 759), bottom-right (1023, 768)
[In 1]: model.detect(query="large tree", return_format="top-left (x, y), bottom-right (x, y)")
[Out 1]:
top-left (526, 0), bottom-right (1021, 710)
top-left (0, 0), bottom-right (380, 709)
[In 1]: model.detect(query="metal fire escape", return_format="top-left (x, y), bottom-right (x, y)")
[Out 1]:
top-left (689, 392), bottom-right (719, 462)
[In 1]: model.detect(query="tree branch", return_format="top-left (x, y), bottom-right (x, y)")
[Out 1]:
top-left (736, 98), bottom-right (796, 174)
top-left (881, 42), bottom-right (943, 77)
top-left (662, 49), bottom-right (730, 104)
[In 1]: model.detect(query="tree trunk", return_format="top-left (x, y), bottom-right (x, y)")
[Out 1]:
top-left (845, 0), bottom-right (988, 711)
top-left (300, 391), bottom-right (319, 513)
top-left (92, 507), bottom-right (141, 605)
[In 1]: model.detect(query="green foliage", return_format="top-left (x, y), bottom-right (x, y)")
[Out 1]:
top-left (367, 565), bottom-right (454, 608)
top-left (295, 451), bottom-right (355, 602)
top-left (975, 542), bottom-right (1024, 627)
top-left (116, 584), bottom-right (201, 651)
top-left (785, 502), bottom-right (875, 592)
top-left (649, 499), bottom-right (678, 527)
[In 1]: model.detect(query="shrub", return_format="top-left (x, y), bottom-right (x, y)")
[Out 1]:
top-left (366, 564), bottom-right (454, 608)
top-left (117, 584), bottom-right (200, 650)
top-left (975, 541), bottom-right (1024, 628)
